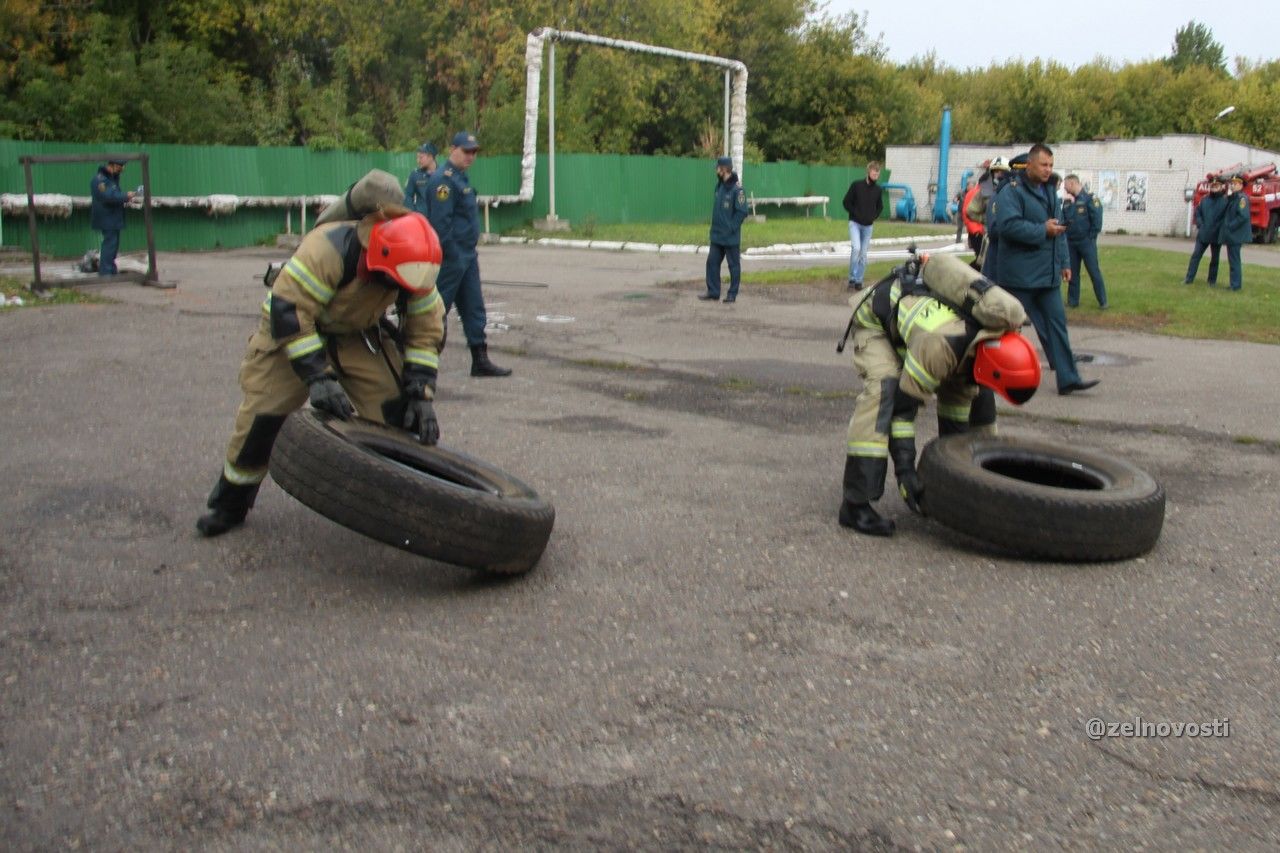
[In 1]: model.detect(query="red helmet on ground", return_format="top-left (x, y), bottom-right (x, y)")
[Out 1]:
top-left (973, 331), bottom-right (1041, 404)
top-left (367, 212), bottom-right (442, 293)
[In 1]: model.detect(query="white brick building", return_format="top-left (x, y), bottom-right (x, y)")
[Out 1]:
top-left (885, 135), bottom-right (1280, 238)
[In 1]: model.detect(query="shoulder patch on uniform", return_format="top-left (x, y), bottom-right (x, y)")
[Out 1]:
top-left (97, 182), bottom-right (107, 191)
top-left (443, 168), bottom-right (454, 176)
top-left (1092, 198), bottom-right (1101, 207)
top-left (435, 184), bottom-right (450, 201)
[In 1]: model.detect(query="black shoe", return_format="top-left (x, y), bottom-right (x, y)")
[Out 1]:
top-left (697, 293), bottom-right (718, 301)
top-left (838, 502), bottom-right (895, 537)
top-left (1067, 302), bottom-right (1079, 308)
top-left (1058, 378), bottom-right (1100, 396)
top-left (470, 344), bottom-right (512, 377)
top-left (723, 296), bottom-right (736, 303)
top-left (848, 281), bottom-right (863, 291)
top-left (196, 508), bottom-right (246, 537)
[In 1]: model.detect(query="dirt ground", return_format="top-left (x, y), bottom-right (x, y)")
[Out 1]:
top-left (1, 242), bottom-right (1278, 849)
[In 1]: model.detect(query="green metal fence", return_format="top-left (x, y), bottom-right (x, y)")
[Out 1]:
top-left (1, 139), bottom-right (883, 257)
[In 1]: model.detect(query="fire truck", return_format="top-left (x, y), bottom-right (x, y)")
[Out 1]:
top-left (1191, 162), bottom-right (1280, 244)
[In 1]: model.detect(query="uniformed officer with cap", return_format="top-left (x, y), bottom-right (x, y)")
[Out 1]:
top-left (1061, 174), bottom-right (1107, 308)
top-left (425, 131), bottom-right (511, 377)
top-left (403, 142), bottom-right (438, 216)
top-left (699, 155), bottom-right (751, 303)
top-left (90, 158), bottom-right (135, 275)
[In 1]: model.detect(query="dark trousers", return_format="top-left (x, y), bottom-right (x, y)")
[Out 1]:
top-left (1007, 285), bottom-right (1082, 392)
top-left (1184, 240), bottom-right (1221, 284)
top-left (1066, 240), bottom-right (1107, 306)
top-left (436, 254), bottom-right (488, 346)
top-left (1225, 243), bottom-right (1243, 290)
top-left (706, 243), bottom-right (741, 298)
top-left (98, 229), bottom-right (120, 275)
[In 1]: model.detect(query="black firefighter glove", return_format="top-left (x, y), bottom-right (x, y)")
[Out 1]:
top-left (898, 471), bottom-right (926, 516)
top-left (401, 370), bottom-right (439, 445)
top-left (307, 373), bottom-right (354, 419)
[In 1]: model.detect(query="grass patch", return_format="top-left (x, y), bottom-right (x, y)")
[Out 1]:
top-left (1, 275), bottom-right (105, 309)
top-left (504, 218), bottom-right (954, 249)
top-left (785, 385), bottom-right (857, 399)
top-left (720, 376), bottom-right (756, 391)
top-left (568, 357), bottom-right (645, 372)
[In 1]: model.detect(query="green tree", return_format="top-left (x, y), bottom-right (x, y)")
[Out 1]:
top-left (1167, 20), bottom-right (1227, 76)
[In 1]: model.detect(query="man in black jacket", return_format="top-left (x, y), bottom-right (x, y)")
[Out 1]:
top-left (842, 161), bottom-right (883, 290)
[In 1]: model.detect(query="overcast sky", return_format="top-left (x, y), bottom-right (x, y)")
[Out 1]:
top-left (822, 0), bottom-right (1275, 70)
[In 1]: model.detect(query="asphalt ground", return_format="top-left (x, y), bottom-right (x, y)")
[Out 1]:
top-left (2, 240), bottom-right (1279, 849)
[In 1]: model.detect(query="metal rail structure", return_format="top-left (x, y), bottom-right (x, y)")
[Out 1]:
top-left (492, 28), bottom-right (749, 223)
top-left (18, 152), bottom-right (159, 289)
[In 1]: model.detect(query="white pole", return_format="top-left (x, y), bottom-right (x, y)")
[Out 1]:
top-left (300, 196), bottom-right (307, 235)
top-left (548, 41), bottom-right (557, 221)
top-left (723, 69), bottom-right (730, 157)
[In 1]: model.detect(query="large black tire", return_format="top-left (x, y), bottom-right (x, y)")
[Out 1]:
top-left (269, 410), bottom-right (554, 574)
top-left (918, 435), bottom-right (1165, 562)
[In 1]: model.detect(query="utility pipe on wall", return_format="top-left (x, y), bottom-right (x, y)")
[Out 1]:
top-left (932, 105), bottom-right (952, 223)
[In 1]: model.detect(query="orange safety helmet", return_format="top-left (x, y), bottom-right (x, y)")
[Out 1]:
top-left (973, 331), bottom-right (1041, 404)
top-left (367, 213), bottom-right (442, 293)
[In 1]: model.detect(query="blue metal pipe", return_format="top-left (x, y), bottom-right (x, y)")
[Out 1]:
top-left (883, 183), bottom-right (916, 222)
top-left (932, 105), bottom-right (952, 223)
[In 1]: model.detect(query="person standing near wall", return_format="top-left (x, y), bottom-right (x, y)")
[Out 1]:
top-left (842, 161), bottom-right (883, 291)
top-left (89, 159), bottom-right (135, 276)
top-left (699, 156), bottom-right (751, 303)
top-left (426, 131), bottom-right (511, 377)
top-left (403, 142), bottom-right (437, 216)
top-left (1061, 174), bottom-right (1107, 308)
top-left (1184, 178), bottom-right (1227, 286)
top-left (1220, 176), bottom-right (1251, 292)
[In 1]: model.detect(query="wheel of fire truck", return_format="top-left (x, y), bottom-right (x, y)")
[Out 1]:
top-left (269, 410), bottom-right (555, 574)
top-left (918, 435), bottom-right (1165, 562)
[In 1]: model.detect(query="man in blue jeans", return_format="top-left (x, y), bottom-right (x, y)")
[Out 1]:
top-left (842, 160), bottom-right (883, 290)
top-left (699, 156), bottom-right (750, 303)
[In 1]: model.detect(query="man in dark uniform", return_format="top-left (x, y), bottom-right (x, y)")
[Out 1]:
top-left (89, 159), bottom-right (135, 276)
top-left (1221, 176), bottom-right (1252, 292)
top-left (426, 131), bottom-right (510, 377)
top-left (1061, 174), bottom-right (1107, 308)
top-left (195, 209), bottom-right (446, 537)
top-left (993, 144), bottom-right (1099, 396)
top-left (1184, 178), bottom-right (1228, 285)
top-left (403, 142), bottom-right (437, 216)
top-left (699, 156), bottom-right (751, 303)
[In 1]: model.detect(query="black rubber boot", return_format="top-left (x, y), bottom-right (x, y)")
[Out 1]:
top-left (838, 501), bottom-right (895, 537)
top-left (837, 456), bottom-right (895, 536)
top-left (470, 344), bottom-right (512, 377)
top-left (195, 475), bottom-right (260, 537)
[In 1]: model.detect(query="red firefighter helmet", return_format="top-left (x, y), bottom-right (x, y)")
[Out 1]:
top-left (367, 212), bottom-right (442, 293)
top-left (973, 331), bottom-right (1041, 404)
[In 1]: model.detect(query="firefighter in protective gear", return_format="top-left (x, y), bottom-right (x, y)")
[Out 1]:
top-left (840, 254), bottom-right (1040, 537)
top-left (195, 208), bottom-right (446, 537)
